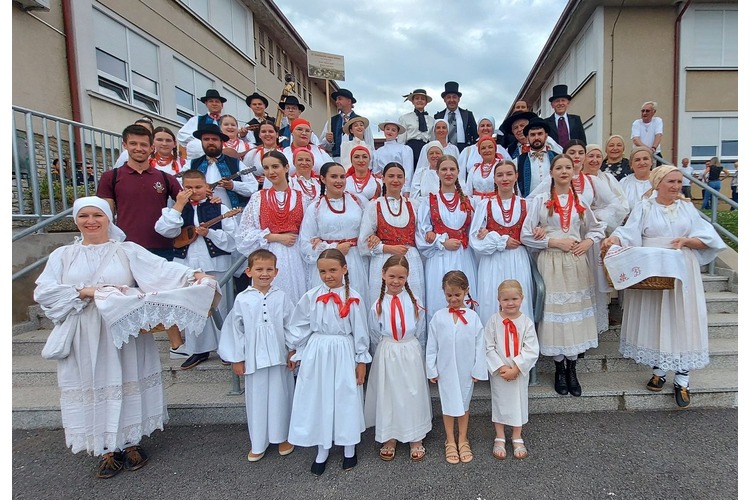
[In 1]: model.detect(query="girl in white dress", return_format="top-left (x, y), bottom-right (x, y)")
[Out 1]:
top-left (469, 160), bottom-right (535, 325)
top-left (217, 249), bottom-right (296, 462)
top-left (603, 166), bottom-right (726, 407)
top-left (359, 162), bottom-right (425, 316)
top-left (340, 116), bottom-right (374, 169)
top-left (520, 154), bottom-right (606, 398)
top-left (619, 146), bottom-right (655, 210)
top-left (287, 148), bottom-right (319, 202)
top-left (364, 256), bottom-right (431, 463)
top-left (299, 161), bottom-right (369, 305)
top-left (150, 127), bottom-right (186, 177)
top-left (465, 135), bottom-right (505, 204)
top-left (287, 249), bottom-right (372, 476)
top-left (426, 270), bottom-right (487, 465)
top-left (485, 280), bottom-right (539, 461)
top-left (410, 141), bottom-right (444, 212)
top-left (417, 154), bottom-right (478, 325)
top-left (236, 151), bottom-right (309, 305)
top-left (373, 120), bottom-right (414, 196)
top-left (220, 114), bottom-right (252, 162)
top-left (243, 122), bottom-right (282, 188)
top-left (345, 145), bottom-right (381, 205)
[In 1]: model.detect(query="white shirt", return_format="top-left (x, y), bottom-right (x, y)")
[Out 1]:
top-left (398, 110), bottom-right (434, 144)
top-left (443, 108), bottom-right (465, 144)
top-left (631, 116), bottom-right (664, 153)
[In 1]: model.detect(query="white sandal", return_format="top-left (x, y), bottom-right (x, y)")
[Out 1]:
top-left (512, 438), bottom-right (528, 459)
top-left (492, 438), bottom-right (506, 460)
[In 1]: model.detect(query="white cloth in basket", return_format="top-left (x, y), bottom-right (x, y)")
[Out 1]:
top-left (602, 241), bottom-right (687, 290)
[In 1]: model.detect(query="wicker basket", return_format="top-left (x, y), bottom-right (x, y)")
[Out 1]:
top-left (601, 248), bottom-right (676, 291)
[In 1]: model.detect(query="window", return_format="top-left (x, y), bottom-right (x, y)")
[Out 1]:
top-left (689, 116), bottom-right (738, 161)
top-left (276, 45), bottom-right (282, 81)
top-left (257, 30), bottom-right (266, 67)
top-left (268, 38), bottom-right (275, 75)
top-left (689, 9), bottom-right (738, 67)
top-left (94, 10), bottom-right (160, 113)
top-left (221, 87), bottom-right (252, 126)
top-left (179, 0), bottom-right (255, 59)
top-left (174, 58), bottom-right (213, 124)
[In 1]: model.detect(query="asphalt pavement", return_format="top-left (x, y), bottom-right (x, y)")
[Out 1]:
top-left (13, 408), bottom-right (738, 500)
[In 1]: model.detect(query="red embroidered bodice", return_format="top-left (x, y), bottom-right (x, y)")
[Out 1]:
top-left (485, 197), bottom-right (527, 241)
top-left (428, 193), bottom-right (471, 249)
top-left (375, 198), bottom-right (416, 246)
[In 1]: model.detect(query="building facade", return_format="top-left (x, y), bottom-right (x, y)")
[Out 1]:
top-left (510, 0), bottom-right (737, 171)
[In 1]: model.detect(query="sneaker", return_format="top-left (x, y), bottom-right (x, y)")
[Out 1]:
top-left (169, 344), bottom-right (189, 359)
top-left (646, 374), bottom-right (666, 392)
top-left (674, 383), bottom-right (691, 408)
top-left (96, 452), bottom-right (123, 479)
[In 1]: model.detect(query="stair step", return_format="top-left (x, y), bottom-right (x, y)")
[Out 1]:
top-left (703, 291), bottom-right (738, 314)
top-left (701, 274), bottom-right (729, 293)
top-left (12, 368), bottom-right (737, 430)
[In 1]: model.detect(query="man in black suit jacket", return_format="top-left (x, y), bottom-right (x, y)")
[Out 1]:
top-left (434, 81), bottom-right (478, 153)
top-left (543, 84), bottom-right (586, 147)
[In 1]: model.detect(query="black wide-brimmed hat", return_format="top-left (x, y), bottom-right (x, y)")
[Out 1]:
top-left (548, 84), bottom-right (572, 102)
top-left (500, 111), bottom-right (538, 136)
top-left (331, 88), bottom-right (357, 103)
top-left (245, 92), bottom-right (269, 107)
top-left (441, 81), bottom-right (462, 98)
top-left (523, 118), bottom-right (551, 136)
top-left (199, 89), bottom-right (227, 103)
top-left (192, 123), bottom-right (229, 142)
top-left (280, 95), bottom-right (306, 112)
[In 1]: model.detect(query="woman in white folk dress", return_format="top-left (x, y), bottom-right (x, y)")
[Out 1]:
top-left (410, 141), bottom-right (444, 212)
top-left (288, 148), bottom-right (320, 202)
top-left (34, 196), bottom-right (211, 479)
top-left (359, 162), bottom-right (425, 317)
top-left (299, 161), bottom-right (369, 306)
top-left (243, 122), bottom-right (282, 188)
top-left (416, 154), bottom-right (478, 325)
top-left (465, 135), bottom-right (505, 204)
top-left (619, 146), bottom-right (655, 210)
top-left (602, 165), bottom-right (726, 407)
top-left (458, 116), bottom-right (511, 184)
top-left (345, 145), bottom-right (381, 206)
top-left (520, 154), bottom-right (606, 398)
top-left (469, 160), bottom-right (535, 326)
top-left (236, 150), bottom-right (310, 304)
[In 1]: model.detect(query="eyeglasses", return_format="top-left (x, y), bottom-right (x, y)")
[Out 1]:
top-left (640, 109), bottom-right (653, 113)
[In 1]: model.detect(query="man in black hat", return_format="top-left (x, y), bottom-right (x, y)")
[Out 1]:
top-left (242, 92), bottom-right (273, 146)
top-left (277, 95), bottom-right (320, 148)
top-left (190, 124), bottom-right (258, 209)
top-left (177, 89), bottom-right (227, 162)
top-left (320, 88), bottom-right (371, 162)
top-left (543, 84), bottom-right (587, 147)
top-left (516, 118), bottom-right (558, 197)
top-left (434, 81), bottom-right (478, 153)
top-left (398, 88), bottom-right (435, 167)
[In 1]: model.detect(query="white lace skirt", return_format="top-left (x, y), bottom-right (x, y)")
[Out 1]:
top-left (536, 248), bottom-right (598, 357)
top-left (364, 336), bottom-right (432, 443)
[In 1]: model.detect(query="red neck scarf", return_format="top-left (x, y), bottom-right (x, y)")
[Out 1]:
top-left (390, 295), bottom-right (406, 341)
top-left (449, 307), bottom-right (468, 325)
top-left (503, 317), bottom-right (519, 357)
top-left (317, 290), bottom-right (360, 318)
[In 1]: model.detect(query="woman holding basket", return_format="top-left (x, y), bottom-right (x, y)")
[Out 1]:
top-left (602, 165), bottom-right (726, 407)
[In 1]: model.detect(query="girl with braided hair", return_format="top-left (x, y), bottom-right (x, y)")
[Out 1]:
top-left (364, 255), bottom-right (431, 463)
top-left (520, 154), bottom-right (605, 398)
top-left (286, 248), bottom-right (371, 476)
top-left (417, 154), bottom-right (478, 325)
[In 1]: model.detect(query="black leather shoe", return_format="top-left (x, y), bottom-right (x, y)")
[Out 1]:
top-left (646, 374), bottom-right (667, 392)
top-left (96, 452), bottom-right (123, 479)
top-left (554, 361), bottom-right (568, 396)
top-left (342, 453), bottom-right (358, 471)
top-left (566, 359), bottom-right (582, 397)
top-left (310, 459), bottom-right (328, 476)
top-left (674, 383), bottom-right (691, 408)
top-left (181, 352), bottom-right (210, 370)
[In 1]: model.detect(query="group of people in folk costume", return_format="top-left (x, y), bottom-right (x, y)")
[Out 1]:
top-left (34, 83), bottom-right (726, 479)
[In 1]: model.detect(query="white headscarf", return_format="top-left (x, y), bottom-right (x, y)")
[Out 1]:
top-left (72, 196), bottom-right (126, 242)
top-left (477, 115), bottom-right (497, 136)
top-left (430, 118), bottom-right (450, 141)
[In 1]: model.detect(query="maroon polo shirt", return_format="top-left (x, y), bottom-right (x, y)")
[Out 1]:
top-left (97, 164), bottom-right (182, 249)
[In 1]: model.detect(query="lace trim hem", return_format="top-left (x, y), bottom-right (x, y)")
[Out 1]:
top-left (65, 414), bottom-right (167, 456)
top-left (543, 307), bottom-right (596, 324)
top-left (110, 304), bottom-right (210, 349)
top-left (539, 339), bottom-right (599, 357)
top-left (619, 343), bottom-right (710, 372)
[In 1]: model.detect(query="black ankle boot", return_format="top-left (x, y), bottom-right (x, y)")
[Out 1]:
top-left (554, 361), bottom-right (568, 395)
top-left (566, 359), bottom-right (582, 397)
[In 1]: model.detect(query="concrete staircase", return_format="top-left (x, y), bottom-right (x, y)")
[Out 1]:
top-left (12, 274), bottom-right (738, 430)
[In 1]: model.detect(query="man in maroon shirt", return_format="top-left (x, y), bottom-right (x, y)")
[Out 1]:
top-left (97, 124), bottom-right (182, 260)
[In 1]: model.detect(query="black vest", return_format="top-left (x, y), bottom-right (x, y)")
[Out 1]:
top-left (173, 202), bottom-right (231, 260)
top-left (331, 111), bottom-right (360, 157)
top-left (189, 155), bottom-right (249, 208)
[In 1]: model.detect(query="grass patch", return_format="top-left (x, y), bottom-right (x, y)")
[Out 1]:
top-left (702, 209), bottom-right (738, 251)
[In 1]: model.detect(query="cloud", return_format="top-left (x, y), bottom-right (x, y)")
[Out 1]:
top-left (273, 0), bottom-right (566, 137)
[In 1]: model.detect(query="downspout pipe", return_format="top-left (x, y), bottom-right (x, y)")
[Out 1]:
top-left (673, 0), bottom-right (692, 164)
top-left (61, 0), bottom-right (83, 164)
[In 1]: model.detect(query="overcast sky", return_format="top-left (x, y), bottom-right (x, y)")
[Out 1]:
top-left (273, 0), bottom-right (567, 138)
